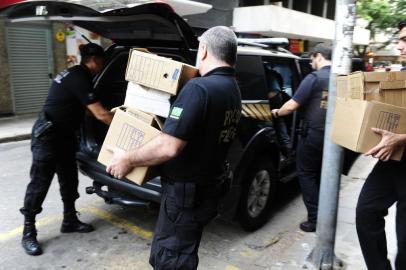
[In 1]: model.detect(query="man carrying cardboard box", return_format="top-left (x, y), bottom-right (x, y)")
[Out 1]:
top-left (20, 43), bottom-right (114, 256)
top-left (271, 43), bottom-right (332, 233)
top-left (106, 26), bottom-right (241, 270)
top-left (356, 20), bottom-right (406, 270)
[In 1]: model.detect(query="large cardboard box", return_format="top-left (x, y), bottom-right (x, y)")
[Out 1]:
top-left (331, 98), bottom-right (406, 161)
top-left (337, 71), bottom-right (406, 107)
top-left (124, 82), bottom-right (171, 118)
top-left (98, 107), bottom-right (162, 185)
top-left (125, 49), bottom-right (198, 95)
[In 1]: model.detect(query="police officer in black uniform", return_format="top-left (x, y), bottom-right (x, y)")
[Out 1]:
top-left (272, 43), bottom-right (332, 232)
top-left (356, 20), bottom-right (406, 270)
top-left (20, 43), bottom-right (113, 256)
top-left (106, 26), bottom-right (241, 269)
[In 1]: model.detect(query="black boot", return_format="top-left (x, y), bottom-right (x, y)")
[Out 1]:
top-left (300, 221), bottom-right (317, 232)
top-left (22, 221), bottom-right (43, 256)
top-left (61, 212), bottom-right (94, 233)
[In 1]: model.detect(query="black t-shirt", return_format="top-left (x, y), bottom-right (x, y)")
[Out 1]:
top-left (43, 65), bottom-right (98, 132)
top-left (292, 65), bottom-right (331, 130)
top-left (162, 67), bottom-right (242, 184)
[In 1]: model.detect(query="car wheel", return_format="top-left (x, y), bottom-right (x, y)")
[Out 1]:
top-left (238, 157), bottom-right (278, 231)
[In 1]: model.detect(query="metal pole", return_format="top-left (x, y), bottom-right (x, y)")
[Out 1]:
top-left (307, 1), bottom-right (356, 269)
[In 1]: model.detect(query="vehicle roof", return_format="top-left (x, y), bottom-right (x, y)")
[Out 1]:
top-left (237, 46), bottom-right (300, 59)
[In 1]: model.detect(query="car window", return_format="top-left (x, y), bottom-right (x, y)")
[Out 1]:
top-left (263, 58), bottom-right (298, 97)
top-left (235, 55), bottom-right (268, 100)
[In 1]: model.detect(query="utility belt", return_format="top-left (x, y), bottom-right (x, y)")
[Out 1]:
top-left (162, 178), bottom-right (228, 209)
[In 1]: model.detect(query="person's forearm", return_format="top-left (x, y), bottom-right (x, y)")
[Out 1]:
top-left (278, 105), bottom-right (295, 117)
top-left (278, 100), bottom-right (297, 117)
top-left (98, 112), bottom-right (113, 125)
top-left (97, 111), bottom-right (113, 125)
top-left (273, 99), bottom-right (300, 118)
top-left (126, 134), bottom-right (178, 167)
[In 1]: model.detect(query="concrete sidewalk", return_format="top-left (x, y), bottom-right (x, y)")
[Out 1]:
top-left (0, 114), bottom-right (398, 269)
top-left (271, 155), bottom-right (397, 270)
top-left (0, 114), bottom-right (36, 143)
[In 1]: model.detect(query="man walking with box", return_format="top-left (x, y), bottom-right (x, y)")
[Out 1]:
top-left (106, 26), bottom-right (241, 270)
top-left (355, 20), bottom-right (406, 270)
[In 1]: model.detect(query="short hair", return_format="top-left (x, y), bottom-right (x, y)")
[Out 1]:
top-left (398, 19), bottom-right (406, 31)
top-left (79, 43), bottom-right (105, 64)
top-left (199, 26), bottom-right (237, 66)
top-left (310, 43), bottom-right (332, 60)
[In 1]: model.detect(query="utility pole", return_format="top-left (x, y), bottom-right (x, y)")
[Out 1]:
top-left (307, 1), bottom-right (357, 269)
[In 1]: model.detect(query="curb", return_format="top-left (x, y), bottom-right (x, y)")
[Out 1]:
top-left (0, 134), bottom-right (31, 144)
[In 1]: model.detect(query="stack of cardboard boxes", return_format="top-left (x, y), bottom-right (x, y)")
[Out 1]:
top-left (332, 71), bottom-right (406, 160)
top-left (97, 49), bottom-right (198, 185)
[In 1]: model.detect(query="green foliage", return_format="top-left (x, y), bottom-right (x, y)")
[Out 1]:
top-left (355, 0), bottom-right (406, 56)
top-left (357, 0), bottom-right (406, 39)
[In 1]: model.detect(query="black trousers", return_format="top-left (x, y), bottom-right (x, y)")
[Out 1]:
top-left (20, 118), bottom-right (79, 217)
top-left (296, 129), bottom-right (324, 223)
top-left (356, 158), bottom-right (406, 270)
top-left (149, 181), bottom-right (219, 270)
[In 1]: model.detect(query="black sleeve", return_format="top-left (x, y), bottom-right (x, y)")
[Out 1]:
top-left (70, 73), bottom-right (99, 106)
top-left (292, 73), bottom-right (317, 105)
top-left (163, 82), bottom-right (207, 140)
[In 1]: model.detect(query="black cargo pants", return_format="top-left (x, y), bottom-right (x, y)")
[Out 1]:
top-left (20, 115), bottom-right (79, 217)
top-left (356, 157), bottom-right (406, 270)
top-left (296, 128), bottom-right (324, 224)
top-left (149, 180), bottom-right (219, 270)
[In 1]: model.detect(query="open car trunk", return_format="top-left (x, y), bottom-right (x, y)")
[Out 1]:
top-left (1, 0), bottom-right (199, 156)
top-left (1, 1), bottom-right (198, 51)
top-left (80, 46), bottom-right (196, 158)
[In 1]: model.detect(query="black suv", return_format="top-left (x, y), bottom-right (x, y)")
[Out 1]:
top-left (3, 1), bottom-right (314, 231)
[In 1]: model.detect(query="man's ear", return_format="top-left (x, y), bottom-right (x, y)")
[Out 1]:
top-left (200, 43), bottom-right (208, 61)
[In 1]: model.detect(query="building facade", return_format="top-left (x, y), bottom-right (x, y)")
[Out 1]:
top-left (0, 0), bottom-right (369, 116)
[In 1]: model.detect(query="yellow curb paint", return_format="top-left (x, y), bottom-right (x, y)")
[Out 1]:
top-left (85, 206), bottom-right (153, 240)
top-left (0, 200), bottom-right (152, 242)
top-left (0, 215), bottom-right (63, 242)
top-left (225, 265), bottom-right (241, 270)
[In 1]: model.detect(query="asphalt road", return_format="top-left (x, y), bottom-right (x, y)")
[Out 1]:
top-left (0, 140), bottom-right (307, 270)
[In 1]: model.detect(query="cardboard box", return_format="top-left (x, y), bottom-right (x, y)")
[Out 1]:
top-left (98, 107), bottom-right (162, 185)
top-left (124, 82), bottom-right (171, 118)
top-left (337, 71), bottom-right (406, 107)
top-left (336, 75), bottom-right (350, 98)
top-left (331, 98), bottom-right (406, 161)
top-left (125, 49), bottom-right (198, 95)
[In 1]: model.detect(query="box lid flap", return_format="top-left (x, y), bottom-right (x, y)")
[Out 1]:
top-left (348, 72), bottom-right (365, 99)
top-left (363, 71), bottom-right (406, 82)
top-left (379, 80), bottom-right (406, 90)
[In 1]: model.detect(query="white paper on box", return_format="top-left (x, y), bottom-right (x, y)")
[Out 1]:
top-left (124, 82), bottom-right (171, 118)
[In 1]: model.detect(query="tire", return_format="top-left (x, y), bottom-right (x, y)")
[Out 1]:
top-left (238, 157), bottom-right (278, 231)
